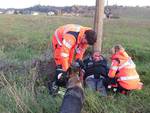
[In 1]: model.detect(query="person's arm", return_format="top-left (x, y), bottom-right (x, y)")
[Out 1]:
top-left (75, 44), bottom-right (88, 60)
top-left (61, 34), bottom-right (76, 71)
top-left (108, 60), bottom-right (119, 78)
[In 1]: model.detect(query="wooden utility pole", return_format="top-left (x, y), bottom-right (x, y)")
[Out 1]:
top-left (93, 0), bottom-right (105, 52)
top-left (107, 0), bottom-right (108, 7)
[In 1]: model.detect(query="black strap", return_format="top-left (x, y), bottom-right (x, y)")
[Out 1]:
top-left (67, 31), bottom-right (79, 42)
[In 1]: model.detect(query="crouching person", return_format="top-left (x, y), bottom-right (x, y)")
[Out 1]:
top-left (108, 44), bottom-right (143, 95)
top-left (83, 51), bottom-right (109, 96)
top-left (59, 68), bottom-right (84, 113)
top-left (50, 24), bottom-right (97, 95)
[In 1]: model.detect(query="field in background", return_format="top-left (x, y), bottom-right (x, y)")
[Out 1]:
top-left (0, 10), bottom-right (150, 113)
top-left (110, 6), bottom-right (150, 20)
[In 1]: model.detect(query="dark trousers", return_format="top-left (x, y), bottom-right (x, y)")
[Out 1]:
top-left (85, 77), bottom-right (107, 96)
top-left (109, 78), bottom-right (130, 95)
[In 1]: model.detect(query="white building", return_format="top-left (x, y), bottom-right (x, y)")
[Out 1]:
top-left (32, 12), bottom-right (39, 16)
top-left (47, 11), bottom-right (55, 16)
top-left (5, 10), bottom-right (15, 14)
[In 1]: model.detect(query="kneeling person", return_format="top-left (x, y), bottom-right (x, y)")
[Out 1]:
top-left (108, 44), bottom-right (143, 95)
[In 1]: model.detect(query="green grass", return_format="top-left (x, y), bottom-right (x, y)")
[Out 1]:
top-left (0, 15), bottom-right (94, 62)
top-left (0, 14), bottom-right (150, 113)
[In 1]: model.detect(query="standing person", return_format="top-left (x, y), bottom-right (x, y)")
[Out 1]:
top-left (108, 44), bottom-right (143, 95)
top-left (83, 51), bottom-right (109, 96)
top-left (50, 24), bottom-right (97, 93)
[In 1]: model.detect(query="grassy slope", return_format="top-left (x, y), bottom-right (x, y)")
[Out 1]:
top-left (0, 9), bottom-right (150, 113)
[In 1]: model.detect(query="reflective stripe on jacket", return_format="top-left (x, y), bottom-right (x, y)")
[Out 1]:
top-left (108, 50), bottom-right (142, 90)
top-left (52, 24), bottom-right (90, 71)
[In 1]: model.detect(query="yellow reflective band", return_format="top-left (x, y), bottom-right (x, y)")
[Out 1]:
top-left (54, 29), bottom-right (62, 46)
top-left (61, 52), bottom-right (69, 57)
top-left (111, 66), bottom-right (118, 71)
top-left (74, 25), bottom-right (81, 32)
top-left (119, 76), bottom-right (139, 81)
top-left (118, 58), bottom-right (135, 70)
top-left (62, 39), bottom-right (72, 49)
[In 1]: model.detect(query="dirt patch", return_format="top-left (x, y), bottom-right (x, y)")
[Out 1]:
top-left (0, 49), bottom-right (55, 77)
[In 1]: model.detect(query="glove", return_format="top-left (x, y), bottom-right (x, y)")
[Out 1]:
top-left (107, 78), bottom-right (118, 89)
top-left (55, 67), bottom-right (67, 86)
top-left (56, 68), bottom-right (67, 80)
top-left (74, 59), bottom-right (85, 69)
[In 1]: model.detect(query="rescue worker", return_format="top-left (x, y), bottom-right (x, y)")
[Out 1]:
top-left (50, 24), bottom-right (97, 94)
top-left (83, 51), bottom-right (109, 96)
top-left (108, 44), bottom-right (143, 95)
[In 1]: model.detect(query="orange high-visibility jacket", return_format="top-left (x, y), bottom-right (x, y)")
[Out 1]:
top-left (108, 50), bottom-right (142, 90)
top-left (52, 24), bottom-right (91, 71)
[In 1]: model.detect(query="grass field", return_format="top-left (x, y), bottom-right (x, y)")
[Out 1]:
top-left (0, 12), bottom-right (150, 113)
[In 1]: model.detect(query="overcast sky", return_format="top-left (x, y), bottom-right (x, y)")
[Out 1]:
top-left (0, 0), bottom-right (149, 9)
